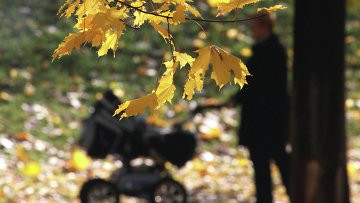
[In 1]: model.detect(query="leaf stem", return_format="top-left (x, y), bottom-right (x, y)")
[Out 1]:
top-left (190, 19), bottom-right (213, 46)
top-left (166, 17), bottom-right (175, 63)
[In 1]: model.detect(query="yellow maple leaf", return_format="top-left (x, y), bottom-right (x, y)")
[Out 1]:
top-left (114, 62), bottom-right (180, 118)
top-left (114, 92), bottom-right (159, 118)
top-left (183, 73), bottom-right (203, 100)
top-left (183, 46), bottom-right (211, 100)
top-left (231, 56), bottom-right (250, 87)
top-left (156, 74), bottom-right (176, 106)
top-left (131, 0), bottom-right (146, 7)
top-left (209, 47), bottom-right (232, 88)
top-left (100, 7), bottom-right (128, 27)
top-left (151, 1), bottom-right (201, 19)
top-left (172, 4), bottom-right (186, 24)
top-left (153, 0), bottom-right (187, 5)
top-left (183, 45), bottom-right (250, 99)
top-left (146, 10), bottom-right (172, 24)
top-left (257, 4), bottom-right (287, 13)
top-left (155, 2), bottom-right (171, 13)
top-left (54, 1), bottom-right (128, 59)
top-left (76, 0), bottom-right (104, 17)
top-left (52, 33), bottom-right (85, 60)
top-left (98, 30), bottom-right (120, 57)
top-left (155, 61), bottom-right (178, 106)
top-left (208, 0), bottom-right (230, 6)
top-left (59, 0), bottom-right (80, 18)
top-left (134, 11), bottom-right (147, 26)
top-left (189, 46), bottom-right (211, 76)
top-left (150, 21), bottom-right (173, 43)
top-left (163, 60), bottom-right (176, 75)
top-left (211, 47), bottom-right (231, 87)
top-left (88, 7), bottom-right (126, 28)
top-left (74, 15), bottom-right (96, 30)
top-left (87, 29), bottom-right (105, 47)
top-left (210, 46), bottom-right (250, 88)
top-left (173, 51), bottom-right (195, 68)
top-left (216, 0), bottom-right (261, 16)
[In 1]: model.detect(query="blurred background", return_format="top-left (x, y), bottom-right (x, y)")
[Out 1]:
top-left (0, 0), bottom-right (359, 202)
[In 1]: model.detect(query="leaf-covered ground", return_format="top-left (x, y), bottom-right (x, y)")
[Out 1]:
top-left (1, 109), bottom-right (360, 203)
top-left (1, 65), bottom-right (360, 203)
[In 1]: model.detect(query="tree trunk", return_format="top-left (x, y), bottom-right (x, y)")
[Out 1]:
top-left (291, 0), bottom-right (350, 202)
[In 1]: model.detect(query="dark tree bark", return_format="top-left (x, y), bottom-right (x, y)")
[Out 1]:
top-left (291, 0), bottom-right (350, 202)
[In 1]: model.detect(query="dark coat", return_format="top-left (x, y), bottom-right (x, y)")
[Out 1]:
top-left (233, 34), bottom-right (289, 147)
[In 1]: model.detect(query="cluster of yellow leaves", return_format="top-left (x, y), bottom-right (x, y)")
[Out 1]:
top-left (183, 45), bottom-right (250, 100)
top-left (53, 0), bottom-right (127, 58)
top-left (53, 0), bottom-right (285, 118)
top-left (113, 46), bottom-right (250, 118)
top-left (53, 0), bottom-right (203, 59)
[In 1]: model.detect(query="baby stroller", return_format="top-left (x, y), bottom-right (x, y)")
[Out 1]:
top-left (78, 91), bottom-right (197, 203)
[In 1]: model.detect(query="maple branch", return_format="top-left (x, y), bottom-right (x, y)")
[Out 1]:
top-left (154, 52), bottom-right (166, 90)
top-left (117, 0), bottom-right (269, 23)
top-left (148, 0), bottom-right (158, 11)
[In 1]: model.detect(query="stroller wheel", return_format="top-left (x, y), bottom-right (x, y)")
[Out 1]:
top-left (80, 178), bottom-right (120, 203)
top-left (152, 179), bottom-right (187, 203)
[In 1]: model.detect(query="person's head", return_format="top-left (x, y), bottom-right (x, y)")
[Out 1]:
top-left (249, 10), bottom-right (274, 42)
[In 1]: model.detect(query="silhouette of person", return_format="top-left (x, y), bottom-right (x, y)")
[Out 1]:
top-left (196, 11), bottom-right (290, 203)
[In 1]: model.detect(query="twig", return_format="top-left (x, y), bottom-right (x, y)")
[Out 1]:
top-left (190, 19), bottom-right (213, 46)
top-left (166, 17), bottom-right (175, 63)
